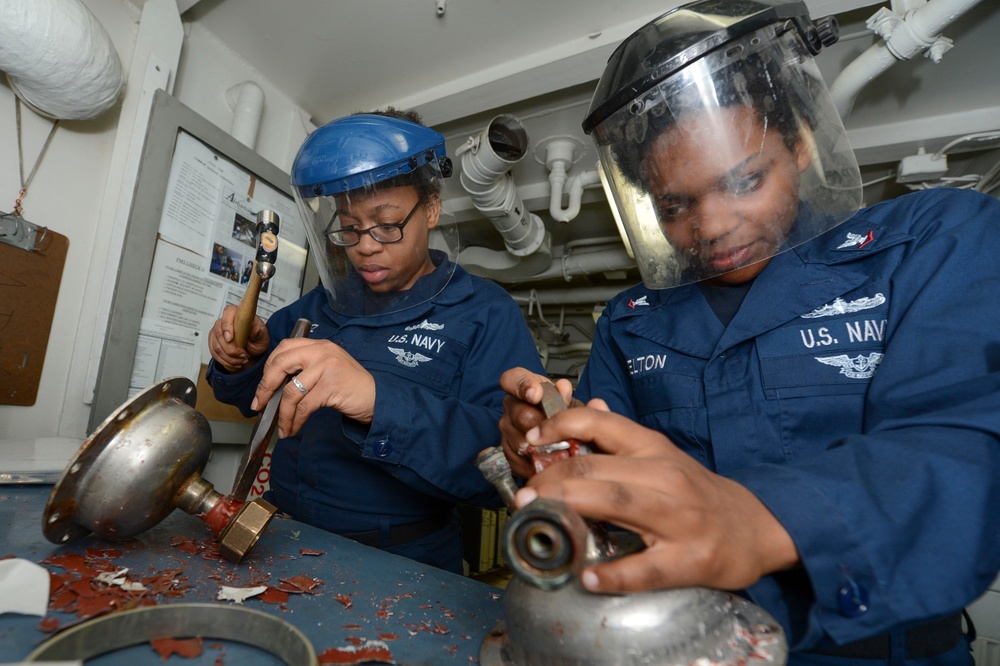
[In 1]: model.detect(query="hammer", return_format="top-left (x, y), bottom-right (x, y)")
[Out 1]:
top-left (227, 210), bottom-right (279, 368)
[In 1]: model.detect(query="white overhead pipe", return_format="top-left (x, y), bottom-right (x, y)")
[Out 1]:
top-left (557, 170), bottom-right (602, 222)
top-left (226, 81), bottom-right (265, 150)
top-left (510, 285), bottom-right (624, 306)
top-left (829, 0), bottom-right (983, 118)
top-left (456, 114), bottom-right (548, 256)
top-left (457, 241), bottom-right (553, 283)
top-left (459, 238), bottom-right (634, 284)
top-left (544, 138), bottom-right (601, 223)
top-left (526, 243), bottom-right (636, 282)
top-left (0, 0), bottom-right (125, 120)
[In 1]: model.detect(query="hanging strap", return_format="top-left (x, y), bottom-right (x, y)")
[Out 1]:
top-left (14, 97), bottom-right (60, 216)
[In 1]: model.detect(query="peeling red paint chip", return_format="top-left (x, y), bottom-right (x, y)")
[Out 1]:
top-left (278, 575), bottom-right (323, 594)
top-left (85, 547), bottom-right (122, 559)
top-left (38, 616), bottom-right (60, 633)
top-left (299, 548), bottom-right (325, 556)
top-left (169, 535), bottom-right (224, 560)
top-left (169, 536), bottom-right (202, 555)
top-left (317, 639), bottom-right (395, 665)
top-left (260, 586), bottom-right (290, 604)
top-left (41, 545), bottom-right (190, 622)
top-left (143, 569), bottom-right (189, 597)
top-left (151, 636), bottom-right (204, 660)
top-left (404, 619), bottom-right (451, 636)
top-left (42, 552), bottom-right (101, 578)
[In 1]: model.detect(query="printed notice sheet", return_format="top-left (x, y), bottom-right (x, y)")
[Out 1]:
top-left (132, 130), bottom-right (310, 384)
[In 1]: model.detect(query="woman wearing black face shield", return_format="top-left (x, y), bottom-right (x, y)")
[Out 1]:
top-left (498, 2), bottom-right (1000, 664)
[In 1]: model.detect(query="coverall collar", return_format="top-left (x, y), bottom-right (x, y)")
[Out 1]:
top-left (614, 219), bottom-right (911, 358)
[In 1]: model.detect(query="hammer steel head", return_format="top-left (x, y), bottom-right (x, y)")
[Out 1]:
top-left (256, 261), bottom-right (276, 280)
top-left (254, 210), bottom-right (280, 271)
top-left (256, 209), bottom-right (279, 234)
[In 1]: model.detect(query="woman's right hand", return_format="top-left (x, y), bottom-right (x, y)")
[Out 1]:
top-left (207, 304), bottom-right (270, 371)
top-left (498, 367), bottom-right (576, 479)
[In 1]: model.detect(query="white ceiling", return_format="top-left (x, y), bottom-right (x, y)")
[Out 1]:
top-left (168, 0), bottom-right (1000, 172)
top-left (179, 0), bottom-right (700, 127)
top-left (146, 0), bottom-right (1000, 286)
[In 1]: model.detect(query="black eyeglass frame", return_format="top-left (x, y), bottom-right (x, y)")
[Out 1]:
top-left (324, 196), bottom-right (426, 247)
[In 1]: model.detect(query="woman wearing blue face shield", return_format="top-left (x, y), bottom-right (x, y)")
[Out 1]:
top-left (206, 108), bottom-right (544, 573)
top-left (498, 1), bottom-right (1000, 664)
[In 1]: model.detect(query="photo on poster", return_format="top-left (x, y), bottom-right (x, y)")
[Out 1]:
top-left (231, 213), bottom-right (258, 249)
top-left (209, 242), bottom-right (245, 284)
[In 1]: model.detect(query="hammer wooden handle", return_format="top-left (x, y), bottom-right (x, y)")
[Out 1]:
top-left (219, 266), bottom-right (263, 372)
top-left (222, 209), bottom-right (278, 372)
top-left (233, 266), bottom-right (263, 350)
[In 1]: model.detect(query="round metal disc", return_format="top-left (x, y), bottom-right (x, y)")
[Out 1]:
top-left (42, 377), bottom-right (208, 545)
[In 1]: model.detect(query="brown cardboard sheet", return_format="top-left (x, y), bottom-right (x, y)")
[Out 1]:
top-left (0, 230), bottom-right (69, 405)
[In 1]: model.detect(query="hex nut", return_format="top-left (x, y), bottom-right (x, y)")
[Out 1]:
top-left (219, 498), bottom-right (278, 563)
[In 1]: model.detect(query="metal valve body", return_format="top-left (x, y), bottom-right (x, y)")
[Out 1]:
top-left (43, 377), bottom-right (275, 563)
top-left (476, 447), bottom-right (788, 666)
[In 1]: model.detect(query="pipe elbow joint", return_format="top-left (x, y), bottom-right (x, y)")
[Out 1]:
top-left (458, 115), bottom-right (547, 257)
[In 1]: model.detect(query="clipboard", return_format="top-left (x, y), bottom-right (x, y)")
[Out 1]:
top-left (0, 230), bottom-right (70, 405)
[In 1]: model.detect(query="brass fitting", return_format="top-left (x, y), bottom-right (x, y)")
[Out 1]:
top-left (218, 498), bottom-right (278, 563)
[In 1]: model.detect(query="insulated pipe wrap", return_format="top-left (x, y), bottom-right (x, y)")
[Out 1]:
top-left (0, 0), bottom-right (125, 120)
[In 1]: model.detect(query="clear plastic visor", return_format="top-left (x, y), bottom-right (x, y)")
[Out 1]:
top-left (592, 27), bottom-right (861, 288)
top-left (293, 163), bottom-right (459, 316)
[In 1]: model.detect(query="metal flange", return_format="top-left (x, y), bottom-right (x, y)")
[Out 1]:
top-left (24, 603), bottom-right (318, 664)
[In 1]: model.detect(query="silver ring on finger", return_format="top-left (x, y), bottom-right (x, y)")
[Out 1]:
top-left (291, 376), bottom-right (308, 396)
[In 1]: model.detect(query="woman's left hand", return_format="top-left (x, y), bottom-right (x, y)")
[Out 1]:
top-left (251, 338), bottom-right (376, 438)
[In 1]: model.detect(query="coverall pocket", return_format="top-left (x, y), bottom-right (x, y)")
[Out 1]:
top-left (358, 333), bottom-right (467, 395)
top-left (632, 372), bottom-right (707, 455)
top-left (759, 349), bottom-right (880, 399)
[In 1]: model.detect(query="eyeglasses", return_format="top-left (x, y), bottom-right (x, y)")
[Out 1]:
top-left (325, 197), bottom-right (425, 247)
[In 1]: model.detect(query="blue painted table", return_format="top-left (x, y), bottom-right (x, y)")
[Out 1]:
top-left (0, 484), bottom-right (504, 664)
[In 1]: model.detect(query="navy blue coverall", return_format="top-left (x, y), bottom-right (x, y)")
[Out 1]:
top-left (576, 189), bottom-right (1000, 664)
top-left (209, 257), bottom-right (544, 572)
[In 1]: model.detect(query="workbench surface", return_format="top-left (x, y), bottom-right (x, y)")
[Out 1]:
top-left (0, 484), bottom-right (504, 664)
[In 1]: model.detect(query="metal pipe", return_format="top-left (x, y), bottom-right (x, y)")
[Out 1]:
top-left (518, 244), bottom-right (635, 283)
top-left (226, 81), bottom-right (265, 149)
top-left (475, 447), bottom-right (519, 511)
top-left (830, 0), bottom-right (983, 117)
top-left (510, 285), bottom-right (623, 305)
top-left (545, 139), bottom-right (602, 223)
top-left (457, 115), bottom-right (548, 256)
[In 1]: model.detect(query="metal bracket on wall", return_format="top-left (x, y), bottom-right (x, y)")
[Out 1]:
top-left (0, 211), bottom-right (47, 252)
